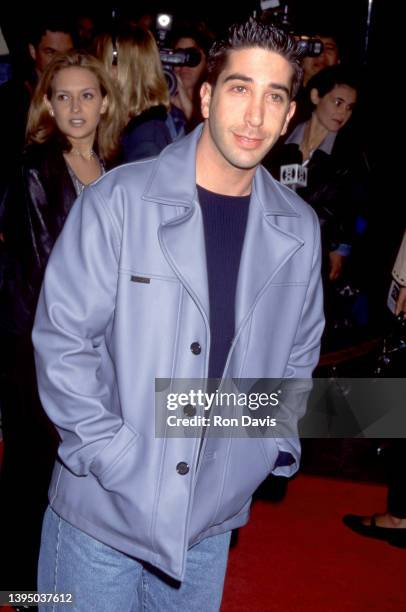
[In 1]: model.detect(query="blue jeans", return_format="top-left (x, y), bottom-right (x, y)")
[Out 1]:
top-left (38, 506), bottom-right (231, 611)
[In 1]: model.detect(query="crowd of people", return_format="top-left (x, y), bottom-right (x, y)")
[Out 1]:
top-left (0, 8), bottom-right (403, 612)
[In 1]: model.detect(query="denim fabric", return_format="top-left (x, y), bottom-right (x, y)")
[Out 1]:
top-left (38, 506), bottom-right (231, 612)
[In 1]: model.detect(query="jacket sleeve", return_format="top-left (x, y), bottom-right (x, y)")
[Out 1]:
top-left (272, 210), bottom-right (324, 476)
top-left (2, 156), bottom-right (76, 334)
top-left (1, 165), bottom-right (48, 333)
top-left (32, 183), bottom-right (136, 479)
top-left (6, 164), bottom-right (56, 270)
top-left (285, 210), bottom-right (324, 379)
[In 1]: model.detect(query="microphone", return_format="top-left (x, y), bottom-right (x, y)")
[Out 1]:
top-left (280, 164), bottom-right (307, 191)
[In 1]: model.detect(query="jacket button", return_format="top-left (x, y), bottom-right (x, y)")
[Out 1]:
top-left (183, 403), bottom-right (196, 417)
top-left (176, 461), bottom-right (190, 475)
top-left (190, 342), bottom-right (201, 355)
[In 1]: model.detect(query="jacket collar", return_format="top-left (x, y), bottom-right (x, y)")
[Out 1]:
top-left (286, 120), bottom-right (337, 156)
top-left (154, 124), bottom-right (304, 344)
top-left (142, 123), bottom-right (300, 219)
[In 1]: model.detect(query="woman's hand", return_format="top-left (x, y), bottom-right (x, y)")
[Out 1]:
top-left (395, 286), bottom-right (406, 317)
top-left (171, 74), bottom-right (193, 121)
top-left (329, 251), bottom-right (345, 281)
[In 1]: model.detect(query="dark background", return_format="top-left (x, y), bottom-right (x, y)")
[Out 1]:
top-left (0, 1), bottom-right (384, 67)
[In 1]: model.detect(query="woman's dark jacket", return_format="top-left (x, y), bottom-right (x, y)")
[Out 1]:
top-left (264, 124), bottom-right (371, 255)
top-left (1, 140), bottom-right (77, 335)
top-left (121, 104), bottom-right (172, 163)
top-left (0, 140), bottom-right (80, 589)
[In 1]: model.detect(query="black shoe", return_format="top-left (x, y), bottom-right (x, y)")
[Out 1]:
top-left (343, 514), bottom-right (406, 548)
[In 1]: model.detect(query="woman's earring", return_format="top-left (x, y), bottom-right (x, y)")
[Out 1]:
top-left (49, 109), bottom-right (54, 117)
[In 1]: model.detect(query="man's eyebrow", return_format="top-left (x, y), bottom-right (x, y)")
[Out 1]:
top-left (268, 83), bottom-right (290, 96)
top-left (223, 73), bottom-right (253, 84)
top-left (222, 73), bottom-right (290, 95)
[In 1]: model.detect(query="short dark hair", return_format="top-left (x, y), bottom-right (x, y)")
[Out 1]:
top-left (28, 16), bottom-right (74, 48)
top-left (206, 17), bottom-right (303, 99)
top-left (170, 22), bottom-right (215, 56)
top-left (307, 64), bottom-right (360, 99)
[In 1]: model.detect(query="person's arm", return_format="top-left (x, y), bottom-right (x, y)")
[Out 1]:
top-left (4, 160), bottom-right (61, 277)
top-left (395, 286), bottom-right (406, 316)
top-left (171, 75), bottom-right (193, 121)
top-left (272, 212), bottom-right (324, 476)
top-left (285, 213), bottom-right (325, 379)
top-left (393, 231), bottom-right (406, 316)
top-left (32, 183), bottom-right (137, 480)
top-left (1, 164), bottom-right (51, 332)
top-left (328, 250), bottom-right (345, 281)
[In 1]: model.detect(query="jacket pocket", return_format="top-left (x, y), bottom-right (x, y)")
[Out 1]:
top-left (89, 422), bottom-right (139, 487)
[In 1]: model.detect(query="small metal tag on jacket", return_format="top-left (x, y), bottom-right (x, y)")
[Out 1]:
top-left (131, 275), bottom-right (150, 284)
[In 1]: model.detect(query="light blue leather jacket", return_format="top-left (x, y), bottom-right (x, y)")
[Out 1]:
top-left (32, 125), bottom-right (324, 581)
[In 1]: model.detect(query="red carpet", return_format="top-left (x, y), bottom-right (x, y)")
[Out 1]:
top-left (1, 471), bottom-right (405, 611)
top-left (221, 474), bottom-right (406, 611)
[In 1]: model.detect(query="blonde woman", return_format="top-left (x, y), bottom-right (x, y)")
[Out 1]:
top-left (95, 26), bottom-right (174, 162)
top-left (3, 48), bottom-right (124, 329)
top-left (0, 50), bottom-right (123, 591)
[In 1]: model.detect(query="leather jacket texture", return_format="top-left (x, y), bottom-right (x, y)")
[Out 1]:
top-left (264, 124), bottom-right (371, 255)
top-left (32, 125), bottom-right (325, 580)
top-left (1, 140), bottom-right (77, 335)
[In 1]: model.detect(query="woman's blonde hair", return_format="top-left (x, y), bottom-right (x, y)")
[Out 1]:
top-left (26, 49), bottom-right (125, 164)
top-left (94, 27), bottom-right (170, 119)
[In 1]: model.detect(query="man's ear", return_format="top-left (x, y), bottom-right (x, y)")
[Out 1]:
top-left (29, 44), bottom-right (36, 62)
top-left (281, 101), bottom-right (296, 136)
top-left (310, 88), bottom-right (320, 106)
top-left (200, 82), bottom-right (212, 119)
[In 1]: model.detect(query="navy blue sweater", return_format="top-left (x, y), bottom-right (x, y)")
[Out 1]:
top-left (197, 185), bottom-right (250, 379)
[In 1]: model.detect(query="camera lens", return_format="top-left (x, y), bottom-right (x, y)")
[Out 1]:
top-left (163, 66), bottom-right (178, 97)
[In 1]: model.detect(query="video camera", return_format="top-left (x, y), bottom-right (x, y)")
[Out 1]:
top-left (258, 0), bottom-right (323, 57)
top-left (155, 13), bottom-right (202, 96)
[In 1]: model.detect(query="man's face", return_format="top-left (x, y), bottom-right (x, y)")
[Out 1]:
top-left (174, 37), bottom-right (206, 91)
top-left (302, 36), bottom-right (339, 85)
top-left (200, 48), bottom-right (296, 172)
top-left (29, 30), bottom-right (73, 76)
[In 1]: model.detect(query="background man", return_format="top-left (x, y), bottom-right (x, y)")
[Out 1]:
top-left (0, 15), bottom-right (73, 185)
top-left (302, 32), bottom-right (340, 87)
top-left (289, 30), bottom-right (341, 131)
top-left (33, 18), bottom-right (324, 611)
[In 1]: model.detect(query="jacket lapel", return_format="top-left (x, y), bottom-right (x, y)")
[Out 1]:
top-left (143, 127), bottom-right (210, 321)
top-left (158, 204), bottom-right (210, 321)
top-left (142, 126), bottom-right (305, 334)
top-left (235, 166), bottom-right (304, 332)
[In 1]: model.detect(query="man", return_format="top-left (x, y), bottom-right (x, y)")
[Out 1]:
top-left (287, 32), bottom-right (341, 133)
top-left (302, 33), bottom-right (340, 87)
top-left (33, 18), bottom-right (324, 611)
top-left (0, 16), bottom-right (73, 185)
